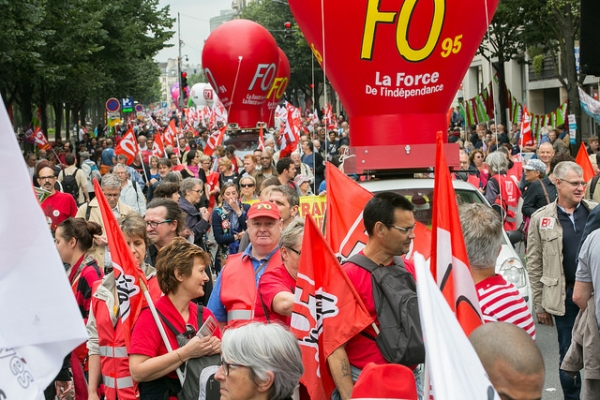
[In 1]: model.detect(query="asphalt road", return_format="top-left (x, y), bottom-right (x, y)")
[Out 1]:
top-left (535, 316), bottom-right (564, 399)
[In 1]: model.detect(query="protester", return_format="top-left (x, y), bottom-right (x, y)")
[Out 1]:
top-left (208, 201), bottom-right (282, 327)
top-left (153, 182), bottom-right (180, 202)
top-left (276, 157), bottom-right (297, 189)
top-left (329, 192), bottom-right (422, 399)
top-left (200, 155), bottom-right (220, 212)
top-left (114, 164), bottom-right (146, 216)
top-left (100, 139), bottom-right (116, 175)
top-left (294, 175), bottom-right (313, 196)
top-left (290, 151), bottom-right (313, 183)
top-left (528, 161), bottom-right (596, 399)
top-left (470, 322), bottom-right (544, 400)
top-left (256, 151), bottom-right (279, 189)
top-left (76, 173), bottom-right (137, 272)
top-left (80, 151), bottom-right (101, 200)
top-left (179, 178), bottom-right (211, 251)
top-left (86, 214), bottom-right (161, 400)
top-left (468, 149), bottom-right (488, 188)
top-left (218, 157), bottom-right (240, 189)
top-left (181, 149), bottom-right (207, 183)
top-left (37, 165), bottom-right (78, 232)
top-left (129, 238), bottom-right (221, 399)
top-left (212, 182), bottom-right (249, 269)
top-left (239, 175), bottom-right (258, 203)
top-left (301, 140), bottom-right (324, 189)
top-left (254, 219), bottom-right (304, 325)
top-left (484, 152), bottom-right (521, 231)
top-left (58, 153), bottom-right (90, 206)
top-left (459, 203), bottom-right (535, 338)
top-left (55, 218), bottom-right (104, 390)
top-left (216, 322), bottom-right (303, 400)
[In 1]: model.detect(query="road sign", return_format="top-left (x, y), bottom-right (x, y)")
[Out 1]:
top-left (122, 97), bottom-right (134, 113)
top-left (106, 98), bottom-right (120, 112)
top-left (135, 104), bottom-right (144, 113)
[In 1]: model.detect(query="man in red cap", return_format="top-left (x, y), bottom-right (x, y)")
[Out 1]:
top-left (207, 201), bottom-right (282, 328)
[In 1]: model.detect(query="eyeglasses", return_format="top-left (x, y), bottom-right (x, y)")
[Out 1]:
top-left (146, 219), bottom-right (173, 228)
top-left (240, 183), bottom-right (255, 188)
top-left (39, 175), bottom-right (56, 180)
top-left (287, 247), bottom-right (301, 256)
top-left (220, 358), bottom-right (247, 376)
top-left (387, 224), bottom-right (416, 235)
top-left (558, 178), bottom-right (587, 188)
top-left (190, 189), bottom-right (203, 194)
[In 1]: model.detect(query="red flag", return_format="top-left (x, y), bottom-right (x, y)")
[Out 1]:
top-left (520, 106), bottom-right (533, 148)
top-left (575, 141), bottom-right (595, 182)
top-left (430, 132), bottom-right (482, 337)
top-left (115, 127), bottom-right (138, 164)
top-left (152, 132), bottom-right (165, 158)
top-left (291, 215), bottom-right (373, 400)
top-left (162, 119), bottom-right (177, 148)
top-left (280, 103), bottom-right (301, 158)
top-left (257, 125), bottom-right (265, 151)
top-left (33, 127), bottom-right (52, 151)
top-left (93, 179), bottom-right (149, 347)
top-left (204, 127), bottom-right (226, 157)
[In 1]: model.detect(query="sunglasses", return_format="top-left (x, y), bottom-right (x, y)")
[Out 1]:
top-left (240, 183), bottom-right (255, 188)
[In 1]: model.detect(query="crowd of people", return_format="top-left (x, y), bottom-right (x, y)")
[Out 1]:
top-left (28, 115), bottom-right (600, 400)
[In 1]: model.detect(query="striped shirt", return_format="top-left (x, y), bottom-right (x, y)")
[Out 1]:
top-left (476, 275), bottom-right (536, 340)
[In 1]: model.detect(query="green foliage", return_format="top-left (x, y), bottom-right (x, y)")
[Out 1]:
top-left (0, 0), bottom-right (174, 125)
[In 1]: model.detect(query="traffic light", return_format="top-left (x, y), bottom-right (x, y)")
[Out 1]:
top-left (284, 21), bottom-right (292, 39)
top-left (181, 71), bottom-right (189, 99)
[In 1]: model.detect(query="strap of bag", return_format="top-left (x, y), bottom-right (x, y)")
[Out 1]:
top-left (156, 303), bottom-right (204, 339)
top-left (590, 175), bottom-right (600, 199)
top-left (85, 203), bottom-right (92, 221)
top-left (539, 180), bottom-right (550, 204)
top-left (254, 258), bottom-right (271, 277)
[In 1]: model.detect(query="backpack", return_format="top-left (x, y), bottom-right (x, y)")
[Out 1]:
top-left (61, 168), bottom-right (80, 201)
top-left (157, 304), bottom-right (221, 400)
top-left (347, 254), bottom-right (425, 366)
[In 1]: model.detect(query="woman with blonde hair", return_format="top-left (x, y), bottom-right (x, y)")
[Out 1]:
top-left (239, 175), bottom-right (258, 203)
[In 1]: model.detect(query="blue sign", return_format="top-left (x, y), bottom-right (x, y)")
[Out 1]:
top-left (161, 102), bottom-right (168, 108)
top-left (122, 97), bottom-right (134, 112)
top-left (106, 98), bottom-right (120, 112)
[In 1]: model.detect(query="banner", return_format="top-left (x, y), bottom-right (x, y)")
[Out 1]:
top-left (290, 215), bottom-right (373, 400)
top-left (0, 95), bottom-right (88, 399)
top-left (579, 87), bottom-right (600, 124)
top-left (115, 127), bottom-right (138, 164)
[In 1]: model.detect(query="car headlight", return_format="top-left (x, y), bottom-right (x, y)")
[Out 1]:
top-left (499, 257), bottom-right (526, 289)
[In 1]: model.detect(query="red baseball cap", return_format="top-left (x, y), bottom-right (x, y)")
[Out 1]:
top-left (350, 363), bottom-right (417, 400)
top-left (247, 201), bottom-right (281, 220)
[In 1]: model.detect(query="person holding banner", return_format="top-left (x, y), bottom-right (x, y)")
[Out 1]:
top-left (129, 237), bottom-right (222, 399)
top-left (86, 214), bottom-right (162, 400)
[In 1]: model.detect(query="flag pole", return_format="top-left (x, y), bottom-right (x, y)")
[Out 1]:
top-left (140, 281), bottom-right (185, 385)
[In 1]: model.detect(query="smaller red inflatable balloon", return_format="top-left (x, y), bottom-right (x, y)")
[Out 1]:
top-left (262, 48), bottom-right (291, 128)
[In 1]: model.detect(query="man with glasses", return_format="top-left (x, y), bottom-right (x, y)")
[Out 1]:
top-left (528, 161), bottom-right (597, 400)
top-left (76, 173), bottom-right (136, 272)
top-left (208, 201), bottom-right (282, 328)
top-left (37, 165), bottom-right (78, 232)
top-left (328, 192), bottom-right (420, 400)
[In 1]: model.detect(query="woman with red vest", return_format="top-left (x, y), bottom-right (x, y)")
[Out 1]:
top-left (484, 151), bottom-right (522, 231)
top-left (86, 214), bottom-right (162, 400)
top-left (129, 238), bottom-right (221, 399)
top-left (54, 218), bottom-right (104, 400)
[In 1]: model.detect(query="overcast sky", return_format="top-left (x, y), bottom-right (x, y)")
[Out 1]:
top-left (155, 0), bottom-right (232, 64)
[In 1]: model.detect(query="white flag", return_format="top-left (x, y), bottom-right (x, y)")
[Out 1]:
top-left (413, 254), bottom-right (499, 400)
top-left (0, 96), bottom-right (88, 399)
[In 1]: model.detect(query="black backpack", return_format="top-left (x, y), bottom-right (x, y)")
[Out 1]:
top-left (347, 254), bottom-right (425, 366)
top-left (61, 168), bottom-right (80, 201)
top-left (157, 304), bottom-right (221, 400)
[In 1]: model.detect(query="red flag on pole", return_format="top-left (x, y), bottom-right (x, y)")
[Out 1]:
top-left (430, 132), bottom-right (483, 336)
top-left (33, 127), bottom-right (52, 151)
top-left (257, 125), bottom-right (265, 151)
top-left (115, 127), bottom-right (138, 165)
top-left (520, 106), bottom-right (533, 148)
top-left (93, 179), bottom-right (149, 347)
top-left (152, 132), bottom-right (165, 158)
top-left (162, 119), bottom-right (177, 148)
top-left (575, 141), bottom-right (595, 182)
top-left (204, 126), bottom-right (226, 157)
top-left (291, 215), bottom-right (373, 400)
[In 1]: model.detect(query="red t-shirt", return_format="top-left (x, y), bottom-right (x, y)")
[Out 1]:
top-left (129, 295), bottom-right (222, 379)
top-left (254, 263), bottom-right (296, 326)
top-left (41, 191), bottom-right (78, 231)
top-left (206, 172), bottom-right (220, 208)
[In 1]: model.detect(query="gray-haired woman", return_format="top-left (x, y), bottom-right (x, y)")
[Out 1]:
top-left (254, 220), bottom-right (304, 326)
top-left (216, 322), bottom-right (303, 400)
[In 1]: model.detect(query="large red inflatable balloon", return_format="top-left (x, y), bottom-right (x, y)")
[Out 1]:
top-left (289, 0), bottom-right (499, 147)
top-left (202, 20), bottom-right (280, 129)
top-left (262, 48), bottom-right (291, 128)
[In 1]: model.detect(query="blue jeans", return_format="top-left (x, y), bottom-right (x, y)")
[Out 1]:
top-left (555, 288), bottom-right (581, 400)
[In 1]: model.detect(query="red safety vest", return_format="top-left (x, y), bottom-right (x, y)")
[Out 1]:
top-left (220, 250), bottom-right (281, 324)
top-left (491, 174), bottom-right (521, 231)
top-left (91, 276), bottom-right (161, 400)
